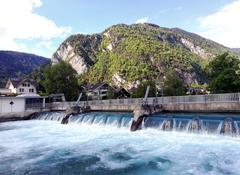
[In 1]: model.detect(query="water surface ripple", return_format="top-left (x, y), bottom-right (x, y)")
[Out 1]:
top-left (0, 116), bottom-right (240, 175)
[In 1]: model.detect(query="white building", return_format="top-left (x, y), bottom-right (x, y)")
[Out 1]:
top-left (0, 78), bottom-right (37, 95)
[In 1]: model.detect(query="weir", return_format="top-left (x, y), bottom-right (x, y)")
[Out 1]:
top-left (31, 111), bottom-right (240, 136)
top-left (33, 112), bottom-right (133, 129)
top-left (2, 92), bottom-right (240, 136)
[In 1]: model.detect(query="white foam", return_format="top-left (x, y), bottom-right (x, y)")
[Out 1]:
top-left (1, 120), bottom-right (240, 174)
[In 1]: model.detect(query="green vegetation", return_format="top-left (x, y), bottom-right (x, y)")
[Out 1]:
top-left (9, 23), bottom-right (236, 99)
top-left (0, 51), bottom-right (50, 88)
top-left (132, 81), bottom-right (156, 98)
top-left (42, 61), bottom-right (79, 100)
top-left (171, 28), bottom-right (229, 56)
top-left (81, 24), bottom-right (206, 88)
top-left (107, 87), bottom-right (117, 99)
top-left (162, 70), bottom-right (186, 96)
top-left (26, 64), bottom-right (49, 95)
top-left (207, 52), bottom-right (240, 93)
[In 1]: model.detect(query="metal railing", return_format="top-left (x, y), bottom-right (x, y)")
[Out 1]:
top-left (22, 92), bottom-right (240, 112)
top-left (77, 92), bottom-right (240, 106)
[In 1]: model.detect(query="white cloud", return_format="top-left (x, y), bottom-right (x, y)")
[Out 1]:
top-left (135, 17), bottom-right (148, 24)
top-left (0, 0), bottom-right (71, 56)
top-left (199, 0), bottom-right (240, 48)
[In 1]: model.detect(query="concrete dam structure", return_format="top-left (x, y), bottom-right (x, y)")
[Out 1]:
top-left (31, 111), bottom-right (240, 136)
top-left (1, 92), bottom-right (240, 136)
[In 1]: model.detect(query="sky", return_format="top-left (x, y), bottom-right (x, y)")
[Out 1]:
top-left (0, 0), bottom-right (239, 58)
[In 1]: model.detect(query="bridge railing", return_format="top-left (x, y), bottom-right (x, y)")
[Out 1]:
top-left (152, 93), bottom-right (240, 104)
top-left (76, 92), bottom-right (240, 106)
top-left (78, 98), bottom-right (144, 106)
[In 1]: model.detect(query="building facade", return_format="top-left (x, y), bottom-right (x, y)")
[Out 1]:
top-left (84, 83), bottom-right (130, 100)
top-left (85, 83), bottom-right (112, 100)
top-left (2, 79), bottom-right (37, 95)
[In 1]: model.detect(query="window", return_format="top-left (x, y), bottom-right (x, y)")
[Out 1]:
top-left (29, 89), bottom-right (34, 93)
top-left (19, 88), bottom-right (24, 92)
top-left (28, 83), bottom-right (30, 87)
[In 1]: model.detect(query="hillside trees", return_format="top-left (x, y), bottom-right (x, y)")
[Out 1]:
top-left (132, 80), bottom-right (157, 98)
top-left (207, 52), bottom-right (240, 93)
top-left (162, 70), bottom-right (186, 96)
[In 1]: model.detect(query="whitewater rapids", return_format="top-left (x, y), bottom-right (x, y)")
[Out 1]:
top-left (0, 113), bottom-right (240, 174)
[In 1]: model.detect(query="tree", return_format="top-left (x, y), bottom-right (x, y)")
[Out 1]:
top-left (207, 52), bottom-right (240, 93)
top-left (42, 61), bottom-right (79, 100)
top-left (26, 63), bottom-right (49, 95)
top-left (163, 70), bottom-right (186, 96)
top-left (131, 80), bottom-right (156, 98)
top-left (107, 87), bottom-right (117, 99)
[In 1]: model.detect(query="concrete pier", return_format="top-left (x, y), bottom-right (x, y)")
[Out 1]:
top-left (130, 104), bottom-right (162, 131)
top-left (61, 105), bottom-right (91, 124)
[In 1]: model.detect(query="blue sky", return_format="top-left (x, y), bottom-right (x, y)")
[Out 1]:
top-left (0, 0), bottom-right (239, 57)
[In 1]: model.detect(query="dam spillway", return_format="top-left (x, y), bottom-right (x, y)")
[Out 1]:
top-left (33, 111), bottom-right (133, 128)
top-left (32, 111), bottom-right (66, 121)
top-left (32, 111), bottom-right (240, 136)
top-left (68, 112), bottom-right (133, 128)
top-left (143, 113), bottom-right (240, 135)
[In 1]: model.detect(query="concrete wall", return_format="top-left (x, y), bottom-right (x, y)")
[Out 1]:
top-left (77, 93), bottom-right (240, 113)
top-left (0, 97), bottom-right (25, 114)
top-left (162, 102), bottom-right (240, 112)
top-left (87, 102), bottom-right (240, 113)
top-left (90, 104), bottom-right (137, 111)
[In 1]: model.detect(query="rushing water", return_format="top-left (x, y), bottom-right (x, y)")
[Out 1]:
top-left (144, 113), bottom-right (240, 135)
top-left (1, 112), bottom-right (240, 175)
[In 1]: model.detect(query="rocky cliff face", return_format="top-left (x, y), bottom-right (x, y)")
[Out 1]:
top-left (52, 23), bottom-right (233, 90)
top-left (52, 34), bottom-right (101, 74)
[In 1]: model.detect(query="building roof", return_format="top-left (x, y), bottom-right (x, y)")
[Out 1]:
top-left (86, 83), bottom-right (109, 91)
top-left (6, 78), bottom-right (37, 89)
top-left (115, 87), bottom-right (130, 97)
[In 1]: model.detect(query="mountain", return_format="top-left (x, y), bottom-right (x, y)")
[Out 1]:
top-left (231, 48), bottom-right (240, 55)
top-left (0, 51), bottom-right (50, 87)
top-left (52, 23), bottom-right (234, 90)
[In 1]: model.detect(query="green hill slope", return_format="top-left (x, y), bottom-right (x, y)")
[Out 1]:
top-left (0, 51), bottom-right (50, 87)
top-left (52, 23), bottom-right (234, 90)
